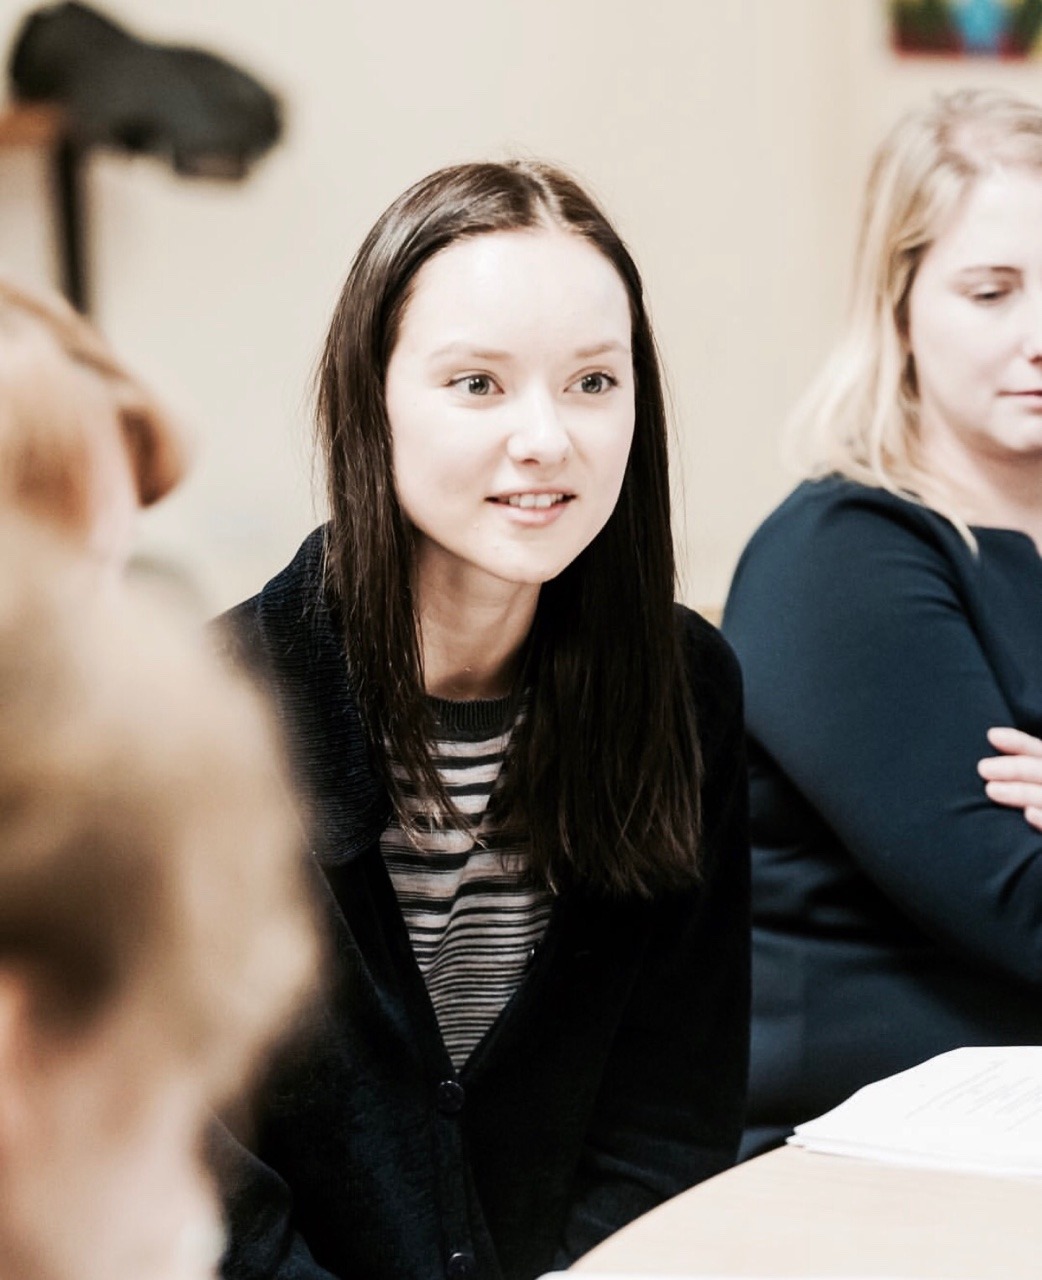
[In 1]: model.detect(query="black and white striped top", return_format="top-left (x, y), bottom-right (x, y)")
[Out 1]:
top-left (381, 696), bottom-right (552, 1070)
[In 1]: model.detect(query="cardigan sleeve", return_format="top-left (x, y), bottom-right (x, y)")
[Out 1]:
top-left (553, 618), bottom-right (751, 1265)
top-left (723, 488), bottom-right (1042, 988)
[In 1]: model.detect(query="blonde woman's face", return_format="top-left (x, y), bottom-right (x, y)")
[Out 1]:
top-left (908, 167), bottom-right (1042, 480)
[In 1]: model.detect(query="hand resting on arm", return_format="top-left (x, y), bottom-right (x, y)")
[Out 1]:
top-left (979, 728), bottom-right (1042, 832)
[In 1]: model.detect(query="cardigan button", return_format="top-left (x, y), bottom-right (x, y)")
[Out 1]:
top-left (436, 1080), bottom-right (465, 1114)
top-left (447, 1250), bottom-right (475, 1280)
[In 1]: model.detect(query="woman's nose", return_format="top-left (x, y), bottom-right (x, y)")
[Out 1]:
top-left (1022, 293), bottom-right (1042, 360)
top-left (505, 390), bottom-right (571, 467)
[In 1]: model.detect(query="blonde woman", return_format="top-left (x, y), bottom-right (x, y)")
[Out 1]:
top-left (0, 277), bottom-right (186, 565)
top-left (723, 89), bottom-right (1042, 1156)
top-left (0, 520), bottom-right (319, 1280)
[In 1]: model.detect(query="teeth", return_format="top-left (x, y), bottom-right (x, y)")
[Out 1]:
top-left (504, 493), bottom-right (566, 509)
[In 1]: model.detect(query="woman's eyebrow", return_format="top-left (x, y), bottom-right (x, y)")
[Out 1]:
top-left (428, 341), bottom-right (512, 362)
top-left (954, 264), bottom-right (1021, 277)
top-left (573, 339), bottom-right (631, 359)
top-left (425, 339), bottom-right (630, 362)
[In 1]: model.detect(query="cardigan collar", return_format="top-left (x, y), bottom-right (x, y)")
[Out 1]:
top-left (255, 526), bottom-right (391, 865)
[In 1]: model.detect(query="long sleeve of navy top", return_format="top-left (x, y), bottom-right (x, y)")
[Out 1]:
top-left (722, 477), bottom-right (1042, 1147)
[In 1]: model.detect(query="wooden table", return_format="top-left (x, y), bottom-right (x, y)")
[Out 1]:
top-left (573, 1146), bottom-right (1042, 1277)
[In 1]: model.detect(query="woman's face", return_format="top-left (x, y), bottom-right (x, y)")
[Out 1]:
top-left (0, 989), bottom-right (223, 1280)
top-left (384, 227), bottom-right (636, 601)
top-left (908, 167), bottom-right (1042, 478)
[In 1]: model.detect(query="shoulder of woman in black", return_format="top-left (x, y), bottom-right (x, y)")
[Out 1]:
top-left (213, 527), bottom-right (328, 680)
top-left (730, 475), bottom-right (968, 579)
top-left (212, 527), bottom-right (390, 861)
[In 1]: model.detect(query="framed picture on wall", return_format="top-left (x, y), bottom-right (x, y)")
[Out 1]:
top-left (889, 0), bottom-right (1042, 57)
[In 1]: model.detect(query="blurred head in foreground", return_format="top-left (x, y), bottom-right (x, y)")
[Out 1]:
top-left (0, 521), bottom-right (319, 1280)
top-left (0, 277), bottom-right (188, 566)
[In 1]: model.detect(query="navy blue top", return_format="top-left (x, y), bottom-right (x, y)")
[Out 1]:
top-left (722, 477), bottom-right (1042, 1155)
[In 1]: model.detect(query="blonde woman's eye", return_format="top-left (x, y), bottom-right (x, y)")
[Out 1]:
top-left (969, 288), bottom-right (1009, 304)
top-left (575, 372), bottom-right (617, 394)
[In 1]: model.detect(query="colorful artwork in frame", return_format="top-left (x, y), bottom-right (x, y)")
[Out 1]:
top-left (889, 0), bottom-right (1042, 57)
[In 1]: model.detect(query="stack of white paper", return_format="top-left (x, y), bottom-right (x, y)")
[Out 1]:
top-left (788, 1046), bottom-right (1042, 1177)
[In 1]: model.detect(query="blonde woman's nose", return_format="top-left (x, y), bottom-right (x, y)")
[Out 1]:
top-left (1021, 292), bottom-right (1042, 359)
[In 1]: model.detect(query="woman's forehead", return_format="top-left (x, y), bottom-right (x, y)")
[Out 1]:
top-left (924, 167), bottom-right (1042, 270)
top-left (396, 228), bottom-right (631, 355)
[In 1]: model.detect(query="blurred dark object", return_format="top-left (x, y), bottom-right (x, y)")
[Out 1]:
top-left (8, 1), bottom-right (282, 179)
top-left (3, 3), bottom-right (283, 314)
top-left (889, 0), bottom-right (1042, 58)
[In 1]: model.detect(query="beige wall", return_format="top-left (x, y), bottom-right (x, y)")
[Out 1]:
top-left (2, 1), bottom-right (1041, 610)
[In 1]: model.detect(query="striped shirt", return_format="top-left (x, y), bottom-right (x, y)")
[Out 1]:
top-left (381, 695), bottom-right (552, 1069)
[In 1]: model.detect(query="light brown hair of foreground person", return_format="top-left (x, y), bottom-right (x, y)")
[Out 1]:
top-left (0, 520), bottom-right (319, 1280)
top-left (0, 278), bottom-right (188, 559)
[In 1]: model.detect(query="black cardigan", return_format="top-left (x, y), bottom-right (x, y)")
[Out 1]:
top-left (218, 528), bottom-right (750, 1280)
top-left (723, 477), bottom-right (1042, 1157)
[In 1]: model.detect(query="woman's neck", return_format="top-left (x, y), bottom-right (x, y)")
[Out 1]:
top-left (415, 560), bottom-right (539, 700)
top-left (917, 432), bottom-right (1042, 553)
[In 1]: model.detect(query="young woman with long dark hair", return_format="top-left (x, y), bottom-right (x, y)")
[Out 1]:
top-left (220, 160), bottom-right (749, 1280)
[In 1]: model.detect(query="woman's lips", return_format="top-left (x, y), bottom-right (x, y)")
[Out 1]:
top-left (490, 492), bottom-right (573, 509)
top-left (487, 492), bottom-right (575, 524)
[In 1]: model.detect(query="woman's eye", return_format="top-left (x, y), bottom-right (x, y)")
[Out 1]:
top-left (454, 374), bottom-right (497, 396)
top-left (968, 287), bottom-right (1010, 305)
top-left (574, 372), bottom-right (617, 395)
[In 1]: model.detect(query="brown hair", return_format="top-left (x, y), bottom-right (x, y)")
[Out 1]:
top-left (0, 278), bottom-right (187, 538)
top-left (317, 160), bottom-right (701, 898)
top-left (0, 519), bottom-right (318, 1091)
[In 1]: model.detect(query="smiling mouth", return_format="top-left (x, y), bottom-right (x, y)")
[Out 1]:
top-left (489, 493), bottom-right (574, 510)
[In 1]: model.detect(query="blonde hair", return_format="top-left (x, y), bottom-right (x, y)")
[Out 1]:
top-left (0, 519), bottom-right (319, 1095)
top-left (0, 278), bottom-right (187, 537)
top-left (792, 88), bottom-right (1042, 532)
